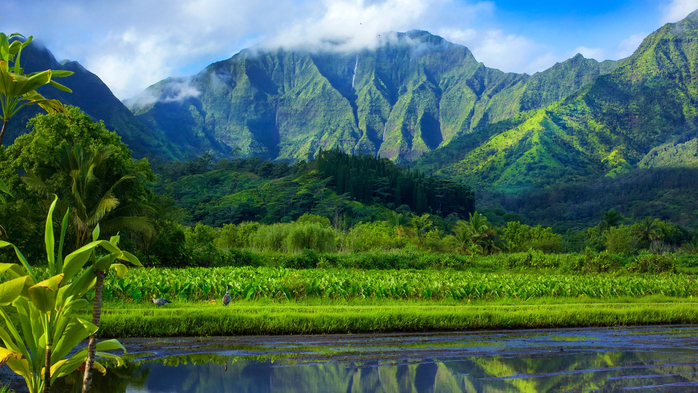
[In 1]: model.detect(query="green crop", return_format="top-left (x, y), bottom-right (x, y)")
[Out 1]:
top-left (102, 267), bottom-right (698, 303)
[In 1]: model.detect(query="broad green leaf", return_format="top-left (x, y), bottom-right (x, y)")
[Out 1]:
top-left (0, 263), bottom-right (17, 275)
top-left (51, 317), bottom-right (97, 363)
top-left (119, 251), bottom-right (142, 267)
top-left (57, 209), bottom-right (70, 268)
top-left (0, 276), bottom-right (28, 305)
top-left (0, 347), bottom-right (22, 366)
top-left (95, 339), bottom-right (126, 353)
top-left (111, 263), bottom-right (128, 278)
top-left (49, 80), bottom-right (72, 92)
top-left (45, 196), bottom-right (58, 275)
top-left (94, 254), bottom-right (116, 272)
top-left (28, 274), bottom-right (64, 312)
top-left (6, 357), bottom-right (31, 381)
top-left (92, 224), bottom-right (100, 242)
top-left (60, 266), bottom-right (97, 299)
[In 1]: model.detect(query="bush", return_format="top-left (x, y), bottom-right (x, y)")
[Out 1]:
top-left (627, 253), bottom-right (677, 274)
top-left (605, 225), bottom-right (637, 255)
top-left (503, 222), bottom-right (563, 253)
top-left (563, 250), bottom-right (625, 273)
top-left (343, 221), bottom-right (407, 252)
top-left (506, 250), bottom-right (560, 269)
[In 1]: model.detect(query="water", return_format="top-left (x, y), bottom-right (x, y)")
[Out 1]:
top-left (51, 325), bottom-right (698, 392)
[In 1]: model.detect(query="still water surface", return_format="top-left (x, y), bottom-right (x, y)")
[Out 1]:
top-left (51, 325), bottom-right (698, 392)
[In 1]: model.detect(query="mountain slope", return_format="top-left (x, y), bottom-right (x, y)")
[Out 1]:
top-left (3, 43), bottom-right (183, 159)
top-left (417, 11), bottom-right (698, 189)
top-left (128, 31), bottom-right (616, 163)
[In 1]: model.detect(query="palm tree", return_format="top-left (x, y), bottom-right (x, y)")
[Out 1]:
top-left (0, 32), bottom-right (73, 145)
top-left (22, 144), bottom-right (154, 393)
top-left (388, 212), bottom-right (412, 238)
top-left (682, 238), bottom-right (698, 255)
top-left (599, 209), bottom-right (623, 231)
top-left (634, 217), bottom-right (661, 244)
top-left (452, 220), bottom-right (473, 255)
top-left (464, 212), bottom-right (505, 256)
top-left (410, 214), bottom-right (432, 246)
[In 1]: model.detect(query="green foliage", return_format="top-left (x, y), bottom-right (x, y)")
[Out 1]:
top-left (101, 266), bottom-right (698, 305)
top-left (0, 198), bottom-right (136, 393)
top-left (250, 221), bottom-right (336, 254)
top-left (344, 222), bottom-right (408, 252)
top-left (415, 14), bottom-right (698, 189)
top-left (128, 31), bottom-right (611, 163)
top-left (605, 226), bottom-right (637, 255)
top-left (0, 31), bottom-right (73, 145)
top-left (627, 253), bottom-right (677, 274)
top-left (0, 107), bottom-right (156, 261)
top-left (317, 149), bottom-right (474, 216)
top-left (502, 222), bottom-right (563, 253)
top-left (96, 300), bottom-right (698, 338)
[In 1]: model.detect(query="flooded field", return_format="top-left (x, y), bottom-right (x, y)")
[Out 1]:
top-left (49, 325), bottom-right (698, 392)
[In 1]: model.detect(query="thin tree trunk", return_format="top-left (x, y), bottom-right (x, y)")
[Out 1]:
top-left (81, 270), bottom-right (104, 393)
top-left (0, 119), bottom-right (7, 146)
top-left (43, 346), bottom-right (51, 393)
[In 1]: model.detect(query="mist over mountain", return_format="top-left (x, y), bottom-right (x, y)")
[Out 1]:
top-left (2, 42), bottom-right (183, 159)
top-left (126, 30), bottom-right (617, 163)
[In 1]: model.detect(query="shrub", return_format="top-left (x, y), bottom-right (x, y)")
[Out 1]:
top-left (343, 221), bottom-right (407, 252)
top-left (605, 225), bottom-right (637, 255)
top-left (627, 253), bottom-right (677, 274)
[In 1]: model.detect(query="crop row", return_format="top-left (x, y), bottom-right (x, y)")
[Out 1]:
top-left (100, 267), bottom-right (698, 303)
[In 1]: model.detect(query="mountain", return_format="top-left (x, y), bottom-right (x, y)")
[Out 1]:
top-left (416, 11), bottom-right (698, 189)
top-left (3, 43), bottom-right (183, 159)
top-left (127, 31), bottom-right (616, 163)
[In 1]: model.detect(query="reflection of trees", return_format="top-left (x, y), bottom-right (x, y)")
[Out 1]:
top-left (52, 362), bottom-right (150, 393)
top-left (52, 350), bottom-right (698, 393)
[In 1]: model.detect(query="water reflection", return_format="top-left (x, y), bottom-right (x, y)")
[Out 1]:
top-left (52, 326), bottom-right (698, 392)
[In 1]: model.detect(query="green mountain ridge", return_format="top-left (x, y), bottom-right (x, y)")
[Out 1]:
top-left (3, 43), bottom-right (183, 159)
top-left (417, 11), bottom-right (698, 188)
top-left (127, 30), bottom-right (618, 163)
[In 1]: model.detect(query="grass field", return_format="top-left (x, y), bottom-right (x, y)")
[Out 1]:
top-left (92, 296), bottom-right (698, 338)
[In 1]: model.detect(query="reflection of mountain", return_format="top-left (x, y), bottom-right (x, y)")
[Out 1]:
top-left (51, 350), bottom-right (698, 392)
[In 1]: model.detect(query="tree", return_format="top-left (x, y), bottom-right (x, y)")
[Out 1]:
top-left (464, 212), bottom-right (505, 255)
top-left (0, 178), bottom-right (11, 238)
top-left (634, 217), bottom-right (661, 245)
top-left (451, 221), bottom-right (473, 255)
top-left (411, 214), bottom-right (433, 246)
top-left (0, 32), bottom-right (73, 145)
top-left (17, 139), bottom-right (153, 392)
top-left (599, 209), bottom-right (624, 231)
top-left (0, 198), bottom-right (138, 393)
top-left (387, 212), bottom-right (412, 238)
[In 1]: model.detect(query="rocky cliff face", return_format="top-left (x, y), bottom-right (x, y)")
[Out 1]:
top-left (128, 31), bottom-right (614, 162)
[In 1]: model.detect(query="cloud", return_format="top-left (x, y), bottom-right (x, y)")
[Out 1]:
top-left (4, 0), bottom-right (646, 99)
top-left (661, 0), bottom-right (698, 23)
top-left (125, 77), bottom-right (200, 109)
top-left (3, 0), bottom-right (499, 99)
top-left (573, 46), bottom-right (606, 61)
top-left (614, 33), bottom-right (647, 59)
top-left (439, 28), bottom-right (561, 74)
top-left (263, 0), bottom-right (493, 52)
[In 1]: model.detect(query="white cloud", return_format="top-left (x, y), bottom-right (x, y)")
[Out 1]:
top-left (440, 28), bottom-right (562, 74)
top-left (614, 33), bottom-right (647, 59)
top-left (661, 0), bottom-right (698, 23)
top-left (573, 46), bottom-right (606, 61)
top-left (4, 0), bottom-right (650, 99)
top-left (3, 0), bottom-right (499, 99)
top-left (263, 0), bottom-right (494, 52)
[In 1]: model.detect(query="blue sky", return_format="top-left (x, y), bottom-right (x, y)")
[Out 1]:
top-left (1, 0), bottom-right (696, 99)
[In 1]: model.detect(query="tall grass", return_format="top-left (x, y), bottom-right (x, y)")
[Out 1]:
top-left (95, 301), bottom-right (698, 337)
